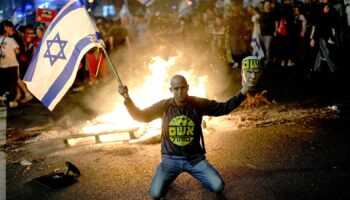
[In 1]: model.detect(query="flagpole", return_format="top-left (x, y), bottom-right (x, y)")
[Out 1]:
top-left (100, 46), bottom-right (124, 86)
top-left (94, 49), bottom-right (103, 77)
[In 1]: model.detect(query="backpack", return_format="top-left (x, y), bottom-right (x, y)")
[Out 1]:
top-left (277, 18), bottom-right (287, 36)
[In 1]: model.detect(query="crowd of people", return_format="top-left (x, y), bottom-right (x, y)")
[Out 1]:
top-left (0, 21), bottom-right (41, 108)
top-left (1, 0), bottom-right (349, 108)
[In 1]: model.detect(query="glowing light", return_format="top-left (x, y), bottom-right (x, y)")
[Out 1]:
top-left (82, 54), bottom-right (208, 143)
top-left (65, 136), bottom-right (96, 146)
top-left (99, 132), bottom-right (130, 142)
top-left (25, 4), bottom-right (33, 11)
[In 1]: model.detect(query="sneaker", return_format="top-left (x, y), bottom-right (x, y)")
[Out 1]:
top-left (9, 101), bottom-right (18, 108)
top-left (287, 61), bottom-right (295, 67)
top-left (1, 93), bottom-right (8, 107)
top-left (281, 60), bottom-right (286, 67)
top-left (1, 92), bottom-right (9, 101)
top-left (15, 93), bottom-right (22, 101)
top-left (20, 94), bottom-right (34, 103)
top-left (72, 85), bottom-right (85, 92)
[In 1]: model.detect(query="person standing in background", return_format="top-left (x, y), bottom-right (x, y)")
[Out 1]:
top-left (0, 23), bottom-right (20, 108)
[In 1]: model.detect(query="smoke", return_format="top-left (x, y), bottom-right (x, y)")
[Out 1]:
top-left (81, 20), bottom-right (243, 115)
top-left (116, 34), bottom-right (240, 96)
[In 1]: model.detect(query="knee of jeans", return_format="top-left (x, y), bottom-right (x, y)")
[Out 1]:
top-left (149, 186), bottom-right (163, 199)
top-left (211, 179), bottom-right (224, 193)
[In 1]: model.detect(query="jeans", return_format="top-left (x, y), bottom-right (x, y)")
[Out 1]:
top-left (313, 38), bottom-right (337, 72)
top-left (0, 67), bottom-right (18, 102)
top-left (262, 35), bottom-right (273, 63)
top-left (149, 155), bottom-right (224, 199)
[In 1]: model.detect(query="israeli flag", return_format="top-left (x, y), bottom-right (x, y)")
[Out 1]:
top-left (24, 0), bottom-right (103, 111)
top-left (251, 34), bottom-right (265, 60)
top-left (250, 14), bottom-right (265, 60)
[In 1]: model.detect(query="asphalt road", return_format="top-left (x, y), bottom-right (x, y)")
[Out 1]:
top-left (3, 66), bottom-right (350, 200)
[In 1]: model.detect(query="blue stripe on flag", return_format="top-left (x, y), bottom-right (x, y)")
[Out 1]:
top-left (251, 37), bottom-right (265, 60)
top-left (41, 36), bottom-right (92, 108)
top-left (24, 0), bottom-right (82, 82)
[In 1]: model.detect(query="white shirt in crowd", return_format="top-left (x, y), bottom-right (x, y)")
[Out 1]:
top-left (0, 36), bottom-right (19, 68)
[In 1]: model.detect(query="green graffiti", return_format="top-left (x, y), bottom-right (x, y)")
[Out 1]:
top-left (168, 115), bottom-right (195, 146)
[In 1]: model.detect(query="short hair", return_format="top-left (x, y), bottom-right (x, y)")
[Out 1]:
top-left (2, 20), bottom-right (14, 28)
top-left (0, 23), bottom-right (4, 35)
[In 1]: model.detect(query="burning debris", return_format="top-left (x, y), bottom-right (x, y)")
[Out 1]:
top-left (2, 127), bottom-right (45, 151)
top-left (227, 103), bottom-right (341, 130)
top-left (242, 90), bottom-right (272, 109)
top-left (64, 127), bottom-right (137, 146)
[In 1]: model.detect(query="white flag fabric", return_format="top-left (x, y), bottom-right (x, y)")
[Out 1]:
top-left (179, 0), bottom-right (193, 17)
top-left (24, 0), bottom-right (103, 111)
top-left (137, 0), bottom-right (155, 7)
top-left (250, 14), bottom-right (265, 60)
top-left (119, 0), bottom-right (132, 19)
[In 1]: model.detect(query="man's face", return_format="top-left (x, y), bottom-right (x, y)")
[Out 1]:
top-left (241, 58), bottom-right (261, 87)
top-left (264, 1), bottom-right (271, 12)
top-left (25, 28), bottom-right (35, 42)
top-left (323, 5), bottom-right (329, 14)
top-left (242, 68), bottom-right (261, 87)
top-left (170, 76), bottom-right (189, 104)
top-left (4, 26), bottom-right (12, 35)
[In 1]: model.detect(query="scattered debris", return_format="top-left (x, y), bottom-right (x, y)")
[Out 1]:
top-left (208, 102), bottom-right (341, 131)
top-left (32, 161), bottom-right (80, 189)
top-left (20, 159), bottom-right (32, 166)
top-left (3, 129), bottom-right (42, 151)
top-left (242, 90), bottom-right (272, 109)
top-left (246, 164), bottom-right (257, 169)
top-left (23, 166), bottom-right (31, 176)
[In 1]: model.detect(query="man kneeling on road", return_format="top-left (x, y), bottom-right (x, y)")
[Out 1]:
top-left (118, 56), bottom-right (262, 199)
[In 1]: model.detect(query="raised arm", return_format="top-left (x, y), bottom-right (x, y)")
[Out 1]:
top-left (118, 85), bottom-right (167, 123)
top-left (196, 91), bottom-right (246, 116)
top-left (198, 55), bottom-right (262, 116)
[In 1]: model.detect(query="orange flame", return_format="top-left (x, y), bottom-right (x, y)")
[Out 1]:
top-left (81, 55), bottom-right (207, 142)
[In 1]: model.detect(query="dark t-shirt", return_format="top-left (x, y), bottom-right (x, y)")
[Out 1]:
top-left (109, 26), bottom-right (128, 47)
top-left (314, 5), bottom-right (337, 39)
top-left (124, 92), bottom-right (246, 164)
top-left (260, 11), bottom-right (277, 36)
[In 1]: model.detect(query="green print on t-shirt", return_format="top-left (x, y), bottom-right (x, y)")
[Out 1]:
top-left (168, 115), bottom-right (195, 146)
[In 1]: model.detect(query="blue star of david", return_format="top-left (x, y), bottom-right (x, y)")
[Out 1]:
top-left (44, 33), bottom-right (68, 66)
